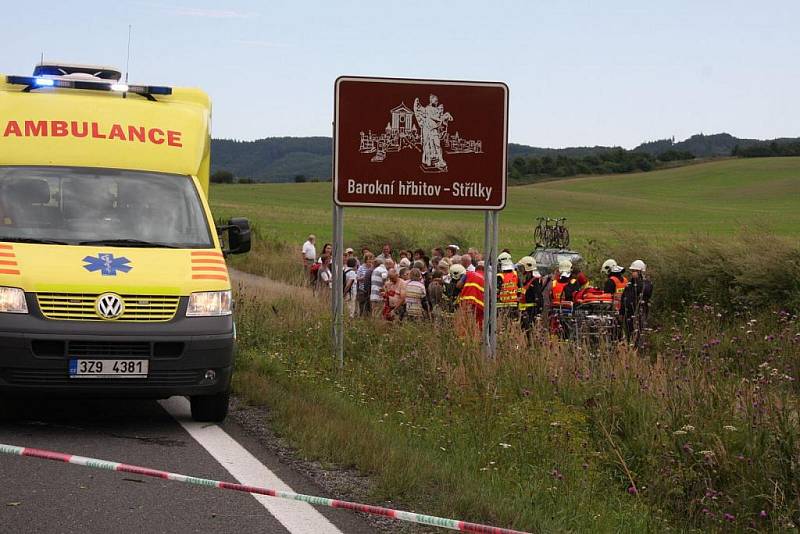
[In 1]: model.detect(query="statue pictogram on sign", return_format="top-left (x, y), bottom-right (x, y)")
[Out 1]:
top-left (358, 94), bottom-right (483, 173)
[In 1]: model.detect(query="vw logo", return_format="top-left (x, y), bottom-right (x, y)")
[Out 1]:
top-left (96, 293), bottom-right (125, 320)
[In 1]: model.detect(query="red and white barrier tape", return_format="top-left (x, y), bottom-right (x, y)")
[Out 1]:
top-left (0, 443), bottom-right (530, 534)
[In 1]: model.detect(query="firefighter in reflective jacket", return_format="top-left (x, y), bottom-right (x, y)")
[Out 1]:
top-left (445, 263), bottom-right (466, 312)
top-left (517, 256), bottom-right (544, 342)
top-left (601, 259), bottom-right (628, 312)
top-left (548, 260), bottom-right (582, 337)
top-left (550, 260), bottom-right (581, 304)
top-left (622, 259), bottom-right (653, 349)
top-left (497, 252), bottom-right (519, 319)
top-left (456, 263), bottom-right (485, 334)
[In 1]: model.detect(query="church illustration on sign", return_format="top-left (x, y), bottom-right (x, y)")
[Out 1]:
top-left (358, 95), bottom-right (483, 173)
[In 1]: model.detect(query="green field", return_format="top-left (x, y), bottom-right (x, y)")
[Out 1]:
top-left (222, 156), bottom-right (800, 531)
top-left (211, 157), bottom-right (800, 256)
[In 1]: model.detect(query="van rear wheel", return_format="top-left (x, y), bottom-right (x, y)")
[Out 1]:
top-left (190, 390), bottom-right (230, 422)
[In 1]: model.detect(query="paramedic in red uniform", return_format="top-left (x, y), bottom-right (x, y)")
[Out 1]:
top-left (457, 261), bottom-right (485, 336)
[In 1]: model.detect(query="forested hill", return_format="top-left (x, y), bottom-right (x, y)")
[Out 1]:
top-left (211, 137), bottom-right (331, 183)
top-left (634, 133), bottom-right (800, 157)
top-left (211, 133), bottom-right (800, 183)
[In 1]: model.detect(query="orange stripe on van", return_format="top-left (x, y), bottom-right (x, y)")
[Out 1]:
top-left (190, 259), bottom-right (225, 265)
top-left (0, 269), bottom-right (20, 275)
top-left (192, 274), bottom-right (229, 281)
top-left (191, 266), bottom-right (228, 273)
top-left (0, 244), bottom-right (13, 250)
top-left (0, 252), bottom-right (15, 258)
top-left (191, 251), bottom-right (224, 258)
top-left (0, 260), bottom-right (18, 266)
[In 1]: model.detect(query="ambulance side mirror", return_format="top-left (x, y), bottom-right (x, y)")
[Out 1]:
top-left (218, 218), bottom-right (251, 255)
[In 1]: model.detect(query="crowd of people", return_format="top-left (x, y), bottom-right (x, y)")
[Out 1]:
top-left (300, 234), bottom-right (653, 346)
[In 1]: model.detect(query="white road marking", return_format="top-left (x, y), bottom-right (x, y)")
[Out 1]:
top-left (160, 397), bottom-right (342, 534)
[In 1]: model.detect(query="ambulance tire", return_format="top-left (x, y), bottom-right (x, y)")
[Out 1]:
top-left (190, 389), bottom-right (230, 422)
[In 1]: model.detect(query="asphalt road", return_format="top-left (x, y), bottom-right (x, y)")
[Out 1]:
top-left (0, 396), bottom-right (375, 534)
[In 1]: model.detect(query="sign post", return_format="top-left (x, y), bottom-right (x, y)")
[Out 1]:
top-left (333, 76), bottom-right (509, 363)
top-left (483, 210), bottom-right (500, 357)
top-left (332, 203), bottom-right (344, 368)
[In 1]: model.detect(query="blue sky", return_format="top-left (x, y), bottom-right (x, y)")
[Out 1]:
top-left (2, 1), bottom-right (797, 148)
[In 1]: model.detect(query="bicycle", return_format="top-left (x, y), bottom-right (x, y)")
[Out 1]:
top-left (534, 216), bottom-right (550, 247)
top-left (553, 217), bottom-right (570, 248)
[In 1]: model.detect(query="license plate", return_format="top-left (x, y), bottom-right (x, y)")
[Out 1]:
top-left (69, 359), bottom-right (149, 378)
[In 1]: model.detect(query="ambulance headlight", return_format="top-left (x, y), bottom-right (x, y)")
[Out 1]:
top-left (0, 287), bottom-right (28, 314)
top-left (187, 291), bottom-right (232, 317)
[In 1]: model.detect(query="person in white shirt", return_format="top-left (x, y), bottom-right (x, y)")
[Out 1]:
top-left (318, 254), bottom-right (332, 290)
top-left (343, 257), bottom-right (358, 318)
top-left (461, 254), bottom-right (476, 272)
top-left (301, 234), bottom-right (316, 270)
top-left (369, 258), bottom-right (390, 317)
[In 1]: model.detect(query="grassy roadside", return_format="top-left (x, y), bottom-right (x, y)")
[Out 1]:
top-left (217, 157), bottom-right (800, 531)
top-left (230, 264), bottom-right (800, 532)
top-left (231, 274), bottom-right (657, 532)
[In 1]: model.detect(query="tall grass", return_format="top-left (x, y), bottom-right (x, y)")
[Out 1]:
top-left (230, 233), bottom-right (800, 532)
top-left (232, 288), bottom-right (800, 530)
top-left (603, 231), bottom-right (800, 314)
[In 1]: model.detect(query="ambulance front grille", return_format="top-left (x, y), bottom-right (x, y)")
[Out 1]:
top-left (36, 293), bottom-right (180, 322)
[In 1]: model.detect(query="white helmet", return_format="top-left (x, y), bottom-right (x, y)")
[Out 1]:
top-left (601, 259), bottom-right (618, 275)
top-left (497, 251), bottom-right (512, 263)
top-left (518, 256), bottom-right (537, 272)
top-left (629, 259), bottom-right (646, 272)
top-left (449, 263), bottom-right (467, 278)
top-left (558, 259), bottom-right (573, 275)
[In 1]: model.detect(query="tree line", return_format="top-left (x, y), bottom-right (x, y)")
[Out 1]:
top-left (509, 148), bottom-right (695, 182)
top-left (210, 170), bottom-right (330, 184)
top-left (212, 138), bottom-right (800, 185)
top-left (733, 142), bottom-right (800, 158)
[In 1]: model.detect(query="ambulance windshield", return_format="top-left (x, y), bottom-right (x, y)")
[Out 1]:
top-left (0, 166), bottom-right (213, 248)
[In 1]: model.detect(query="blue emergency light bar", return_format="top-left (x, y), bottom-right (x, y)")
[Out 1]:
top-left (5, 75), bottom-right (172, 99)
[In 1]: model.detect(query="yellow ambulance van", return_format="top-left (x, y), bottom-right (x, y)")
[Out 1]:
top-left (0, 63), bottom-right (250, 421)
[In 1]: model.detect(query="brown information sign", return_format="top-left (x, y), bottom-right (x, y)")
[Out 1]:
top-left (334, 76), bottom-right (508, 210)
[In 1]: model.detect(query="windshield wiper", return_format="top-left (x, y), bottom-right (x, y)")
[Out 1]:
top-left (78, 239), bottom-right (178, 249)
top-left (0, 237), bottom-right (70, 245)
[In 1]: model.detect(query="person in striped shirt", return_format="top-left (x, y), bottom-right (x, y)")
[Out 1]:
top-left (404, 268), bottom-right (427, 320)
